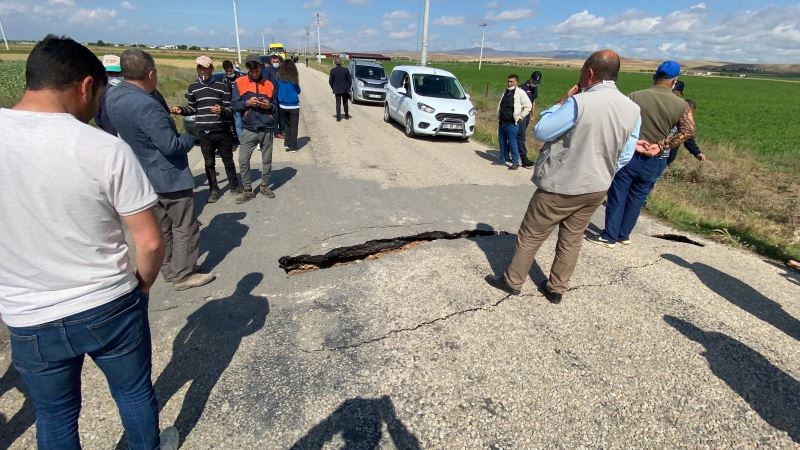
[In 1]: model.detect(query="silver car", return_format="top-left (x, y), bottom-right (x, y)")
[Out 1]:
top-left (348, 59), bottom-right (388, 104)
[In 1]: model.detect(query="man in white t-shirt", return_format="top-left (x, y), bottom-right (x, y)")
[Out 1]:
top-left (0, 35), bottom-right (178, 450)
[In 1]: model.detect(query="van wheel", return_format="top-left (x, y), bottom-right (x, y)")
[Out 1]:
top-left (383, 104), bottom-right (392, 123)
top-left (405, 114), bottom-right (416, 138)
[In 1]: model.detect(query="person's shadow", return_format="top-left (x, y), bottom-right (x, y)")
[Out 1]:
top-left (0, 365), bottom-right (35, 449)
top-left (115, 273), bottom-right (269, 448)
top-left (251, 166), bottom-right (298, 192)
top-left (664, 316), bottom-right (800, 443)
top-left (290, 396), bottom-right (421, 450)
top-left (474, 149), bottom-right (500, 163)
top-left (472, 223), bottom-right (546, 285)
top-left (198, 212), bottom-right (248, 273)
top-left (662, 254), bottom-right (800, 341)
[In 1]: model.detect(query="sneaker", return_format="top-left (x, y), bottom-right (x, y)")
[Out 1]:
top-left (260, 186), bottom-right (276, 198)
top-left (509, 164), bottom-right (519, 170)
top-left (484, 274), bottom-right (520, 296)
top-left (289, 148), bottom-right (299, 153)
top-left (159, 427), bottom-right (179, 450)
top-left (521, 160), bottom-right (534, 168)
top-left (235, 189), bottom-right (255, 204)
top-left (538, 281), bottom-right (562, 304)
top-left (585, 234), bottom-right (617, 248)
top-left (173, 272), bottom-right (215, 291)
top-left (283, 145), bottom-right (289, 150)
top-left (620, 239), bottom-right (631, 245)
top-left (344, 114), bottom-right (351, 120)
top-left (229, 185), bottom-right (243, 195)
top-left (336, 116), bottom-right (341, 122)
top-left (207, 190), bottom-right (221, 203)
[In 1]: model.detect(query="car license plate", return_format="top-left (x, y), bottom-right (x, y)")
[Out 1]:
top-left (368, 94), bottom-right (381, 99)
top-left (443, 123), bottom-right (462, 130)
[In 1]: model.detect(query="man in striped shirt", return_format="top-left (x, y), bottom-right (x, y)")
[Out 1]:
top-left (171, 56), bottom-right (241, 203)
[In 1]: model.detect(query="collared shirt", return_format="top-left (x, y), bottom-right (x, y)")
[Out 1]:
top-left (534, 81), bottom-right (641, 172)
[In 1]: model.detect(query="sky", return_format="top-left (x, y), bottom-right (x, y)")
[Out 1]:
top-left (1, 0), bottom-right (799, 63)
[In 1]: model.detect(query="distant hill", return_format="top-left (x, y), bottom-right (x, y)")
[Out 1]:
top-left (692, 63), bottom-right (800, 76)
top-left (383, 47), bottom-right (590, 60)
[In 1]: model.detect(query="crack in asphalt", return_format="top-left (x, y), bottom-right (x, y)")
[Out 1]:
top-left (301, 292), bottom-right (520, 353)
top-left (290, 222), bottom-right (437, 255)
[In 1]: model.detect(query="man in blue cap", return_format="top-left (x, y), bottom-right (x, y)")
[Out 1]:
top-left (587, 60), bottom-right (695, 248)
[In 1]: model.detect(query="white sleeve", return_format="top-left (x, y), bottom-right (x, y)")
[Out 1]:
top-left (106, 140), bottom-right (158, 216)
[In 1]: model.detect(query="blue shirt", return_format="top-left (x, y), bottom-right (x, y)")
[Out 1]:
top-left (534, 93), bottom-right (640, 172)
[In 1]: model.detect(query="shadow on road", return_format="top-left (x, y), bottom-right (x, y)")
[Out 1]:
top-left (198, 212), bottom-right (248, 273)
top-left (115, 272), bottom-right (269, 448)
top-left (664, 315), bottom-right (800, 443)
top-left (472, 223), bottom-right (546, 285)
top-left (0, 365), bottom-right (35, 450)
top-left (473, 149), bottom-right (499, 163)
top-left (250, 166), bottom-right (298, 192)
top-left (297, 136), bottom-right (311, 150)
top-left (762, 259), bottom-right (800, 287)
top-left (290, 396), bottom-right (420, 450)
top-left (663, 254), bottom-right (800, 341)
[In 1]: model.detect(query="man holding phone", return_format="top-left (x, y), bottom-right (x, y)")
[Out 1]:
top-left (171, 56), bottom-right (241, 203)
top-left (231, 54), bottom-right (279, 203)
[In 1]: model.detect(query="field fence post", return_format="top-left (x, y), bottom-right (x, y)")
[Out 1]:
top-left (485, 81), bottom-right (489, 97)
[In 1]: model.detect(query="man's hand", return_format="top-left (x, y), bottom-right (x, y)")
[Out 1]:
top-left (210, 104), bottom-right (222, 115)
top-left (558, 84), bottom-right (580, 105)
top-left (695, 153), bottom-right (707, 161)
top-left (246, 97), bottom-right (261, 107)
top-left (635, 140), bottom-right (661, 156)
top-left (170, 106), bottom-right (182, 115)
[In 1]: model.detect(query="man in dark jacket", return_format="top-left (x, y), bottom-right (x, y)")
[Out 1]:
top-left (171, 55), bottom-right (241, 203)
top-left (106, 49), bottom-right (216, 291)
top-left (231, 54), bottom-right (279, 203)
top-left (329, 58), bottom-right (352, 121)
top-left (263, 54), bottom-right (285, 138)
top-left (668, 81), bottom-right (706, 165)
top-left (516, 71), bottom-right (541, 167)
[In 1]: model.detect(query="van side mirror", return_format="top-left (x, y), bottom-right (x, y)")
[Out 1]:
top-left (397, 87), bottom-right (407, 95)
top-left (465, 93), bottom-right (471, 100)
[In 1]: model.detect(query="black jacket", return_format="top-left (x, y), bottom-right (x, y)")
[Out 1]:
top-left (329, 65), bottom-right (352, 95)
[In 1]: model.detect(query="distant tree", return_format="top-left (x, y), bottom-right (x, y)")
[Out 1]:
top-left (178, 44), bottom-right (188, 50)
top-left (189, 45), bottom-right (201, 51)
top-left (95, 39), bottom-right (107, 47)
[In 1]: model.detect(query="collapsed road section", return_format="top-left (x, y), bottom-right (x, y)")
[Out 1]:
top-left (279, 229), bottom-right (511, 274)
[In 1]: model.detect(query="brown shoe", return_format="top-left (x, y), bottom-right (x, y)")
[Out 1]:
top-left (173, 273), bottom-right (215, 291)
top-left (230, 185), bottom-right (243, 195)
top-left (207, 190), bottom-right (221, 203)
top-left (235, 189), bottom-right (255, 204)
top-left (260, 186), bottom-right (275, 198)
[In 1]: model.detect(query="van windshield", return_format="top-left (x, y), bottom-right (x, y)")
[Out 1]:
top-left (412, 74), bottom-right (465, 99)
top-left (355, 65), bottom-right (386, 80)
top-left (270, 47), bottom-right (285, 53)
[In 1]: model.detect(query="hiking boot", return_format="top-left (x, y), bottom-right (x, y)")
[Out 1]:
top-left (260, 186), bottom-right (275, 198)
top-left (173, 272), bottom-right (215, 291)
top-left (235, 189), bottom-right (255, 204)
top-left (229, 185), bottom-right (243, 195)
top-left (207, 190), bottom-right (221, 203)
top-left (585, 234), bottom-right (617, 248)
top-left (484, 274), bottom-right (520, 296)
top-left (159, 427), bottom-right (179, 450)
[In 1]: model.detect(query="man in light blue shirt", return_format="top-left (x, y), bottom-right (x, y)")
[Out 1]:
top-left (486, 50), bottom-right (641, 304)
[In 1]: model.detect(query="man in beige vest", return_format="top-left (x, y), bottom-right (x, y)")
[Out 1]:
top-left (486, 50), bottom-right (641, 303)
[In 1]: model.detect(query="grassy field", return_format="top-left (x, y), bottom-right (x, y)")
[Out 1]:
top-left (2, 52), bottom-right (798, 261)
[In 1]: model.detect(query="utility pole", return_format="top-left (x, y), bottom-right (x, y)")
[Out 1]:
top-left (260, 28), bottom-right (267, 55)
top-left (304, 26), bottom-right (309, 56)
top-left (420, 0), bottom-right (430, 65)
top-left (0, 16), bottom-right (9, 51)
top-left (315, 12), bottom-right (321, 63)
top-left (232, 0), bottom-right (241, 65)
top-left (478, 22), bottom-right (487, 70)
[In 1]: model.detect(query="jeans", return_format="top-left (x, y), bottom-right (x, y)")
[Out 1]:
top-left (197, 131), bottom-right (238, 192)
top-left (239, 128), bottom-right (273, 191)
top-left (498, 122), bottom-right (520, 166)
top-left (280, 108), bottom-right (300, 150)
top-left (7, 289), bottom-right (159, 450)
top-left (602, 154), bottom-right (669, 243)
top-left (233, 112), bottom-right (243, 141)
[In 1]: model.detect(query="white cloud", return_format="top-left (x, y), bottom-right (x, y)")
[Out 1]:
top-left (347, 0), bottom-right (368, 3)
top-left (383, 10), bottom-right (413, 20)
top-left (551, 10), bottom-right (605, 32)
top-left (690, 3), bottom-right (706, 11)
top-left (50, 0), bottom-right (76, 6)
top-left (303, 0), bottom-right (323, 9)
top-left (184, 26), bottom-right (202, 36)
top-left (358, 28), bottom-right (378, 37)
top-left (487, 1), bottom-right (499, 8)
top-left (120, 1), bottom-right (136, 10)
top-left (486, 8), bottom-right (533, 22)
top-left (433, 16), bottom-right (465, 26)
top-left (389, 30), bottom-right (415, 39)
top-left (0, 1), bottom-right (29, 14)
top-left (68, 8), bottom-right (117, 24)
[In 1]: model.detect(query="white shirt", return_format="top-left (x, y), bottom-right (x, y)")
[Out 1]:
top-left (0, 109), bottom-right (158, 327)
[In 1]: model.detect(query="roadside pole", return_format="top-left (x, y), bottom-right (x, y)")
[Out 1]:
top-left (232, 0), bottom-right (241, 65)
top-left (316, 12), bottom-right (322, 63)
top-left (0, 16), bottom-right (9, 51)
top-left (478, 23), bottom-right (487, 70)
top-left (420, 0), bottom-right (430, 66)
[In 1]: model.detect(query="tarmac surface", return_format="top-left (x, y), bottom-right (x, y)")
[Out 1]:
top-left (1, 64), bottom-right (798, 449)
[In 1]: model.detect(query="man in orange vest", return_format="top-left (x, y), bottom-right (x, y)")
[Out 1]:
top-left (231, 54), bottom-right (279, 203)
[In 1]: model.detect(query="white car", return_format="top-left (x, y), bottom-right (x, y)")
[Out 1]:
top-left (383, 65), bottom-right (475, 139)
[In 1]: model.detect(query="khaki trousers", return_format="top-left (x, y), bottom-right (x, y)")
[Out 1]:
top-left (504, 189), bottom-right (606, 294)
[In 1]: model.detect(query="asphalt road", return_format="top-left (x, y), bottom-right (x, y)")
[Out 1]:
top-left (1, 64), bottom-right (798, 449)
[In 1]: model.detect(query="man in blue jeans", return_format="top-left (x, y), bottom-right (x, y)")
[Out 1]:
top-left (495, 74), bottom-right (532, 170)
top-left (0, 36), bottom-right (177, 450)
top-left (587, 61), bottom-right (695, 248)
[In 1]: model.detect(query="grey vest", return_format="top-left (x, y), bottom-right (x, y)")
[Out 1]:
top-left (533, 82), bottom-right (640, 195)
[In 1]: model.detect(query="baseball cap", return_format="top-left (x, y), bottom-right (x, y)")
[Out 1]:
top-left (655, 60), bottom-right (680, 79)
top-left (244, 54), bottom-right (262, 67)
top-left (195, 55), bottom-right (213, 68)
top-left (530, 71), bottom-right (542, 85)
top-left (672, 80), bottom-right (685, 93)
top-left (102, 54), bottom-right (121, 73)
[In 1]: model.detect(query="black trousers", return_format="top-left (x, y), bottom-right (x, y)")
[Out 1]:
top-left (197, 131), bottom-right (238, 191)
top-left (280, 108), bottom-right (300, 150)
top-left (516, 116), bottom-right (534, 165)
top-left (335, 93), bottom-right (349, 118)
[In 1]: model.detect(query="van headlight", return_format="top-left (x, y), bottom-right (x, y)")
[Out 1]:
top-left (417, 102), bottom-right (435, 113)
top-left (469, 107), bottom-right (476, 116)
top-left (357, 79), bottom-right (365, 87)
